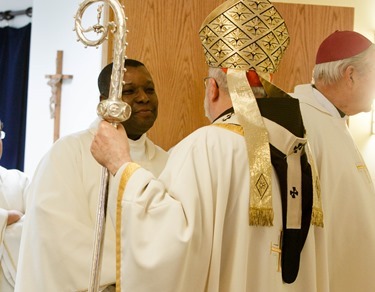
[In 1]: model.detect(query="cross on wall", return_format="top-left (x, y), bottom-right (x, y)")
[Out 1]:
top-left (45, 50), bottom-right (73, 142)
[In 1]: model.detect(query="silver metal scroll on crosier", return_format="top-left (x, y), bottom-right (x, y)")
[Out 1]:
top-left (74, 1), bottom-right (131, 291)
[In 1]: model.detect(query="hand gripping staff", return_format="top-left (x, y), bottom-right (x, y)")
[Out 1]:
top-left (74, 1), bottom-right (131, 291)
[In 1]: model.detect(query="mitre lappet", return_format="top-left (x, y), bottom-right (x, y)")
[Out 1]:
top-left (199, 0), bottom-right (323, 283)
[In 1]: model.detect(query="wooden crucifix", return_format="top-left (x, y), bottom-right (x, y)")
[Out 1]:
top-left (45, 50), bottom-right (73, 142)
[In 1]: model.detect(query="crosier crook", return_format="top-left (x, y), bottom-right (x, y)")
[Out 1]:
top-left (74, 1), bottom-right (130, 291)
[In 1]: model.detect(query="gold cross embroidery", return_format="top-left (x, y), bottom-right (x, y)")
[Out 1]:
top-left (270, 230), bottom-right (283, 272)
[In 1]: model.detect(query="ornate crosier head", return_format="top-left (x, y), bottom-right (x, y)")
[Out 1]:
top-left (199, 0), bottom-right (290, 74)
top-left (74, 0), bottom-right (131, 124)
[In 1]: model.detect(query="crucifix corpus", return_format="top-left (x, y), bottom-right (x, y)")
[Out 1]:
top-left (45, 50), bottom-right (73, 142)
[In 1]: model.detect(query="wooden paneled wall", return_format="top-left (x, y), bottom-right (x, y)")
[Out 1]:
top-left (107, 1), bottom-right (353, 151)
top-left (273, 3), bottom-right (354, 91)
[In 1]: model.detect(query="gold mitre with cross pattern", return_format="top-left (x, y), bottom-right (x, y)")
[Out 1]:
top-left (199, 0), bottom-right (290, 73)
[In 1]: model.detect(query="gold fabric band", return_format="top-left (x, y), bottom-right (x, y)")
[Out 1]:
top-left (211, 123), bottom-right (244, 136)
top-left (116, 162), bottom-right (140, 291)
top-left (227, 68), bottom-right (273, 226)
top-left (305, 144), bottom-right (324, 227)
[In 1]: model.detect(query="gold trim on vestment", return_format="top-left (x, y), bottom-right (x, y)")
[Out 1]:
top-left (227, 68), bottom-right (273, 226)
top-left (116, 162), bottom-right (140, 292)
top-left (258, 73), bottom-right (290, 98)
top-left (214, 114), bottom-right (324, 227)
top-left (212, 123), bottom-right (244, 136)
top-left (305, 144), bottom-right (324, 227)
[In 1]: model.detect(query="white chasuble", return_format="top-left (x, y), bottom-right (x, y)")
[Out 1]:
top-left (108, 114), bottom-right (329, 292)
top-left (15, 119), bottom-right (168, 292)
top-left (0, 166), bottom-right (29, 291)
top-left (293, 84), bottom-right (375, 292)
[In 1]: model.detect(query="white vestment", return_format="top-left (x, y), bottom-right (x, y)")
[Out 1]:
top-left (108, 113), bottom-right (329, 292)
top-left (15, 119), bottom-right (168, 292)
top-left (292, 84), bottom-right (375, 292)
top-left (0, 166), bottom-right (29, 291)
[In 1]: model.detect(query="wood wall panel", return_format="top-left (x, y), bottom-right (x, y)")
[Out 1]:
top-left (109, 0), bottom-right (223, 150)
top-left (273, 3), bottom-right (354, 92)
top-left (107, 1), bottom-right (353, 151)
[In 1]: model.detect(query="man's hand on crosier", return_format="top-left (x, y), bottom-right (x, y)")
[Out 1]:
top-left (91, 120), bottom-right (132, 175)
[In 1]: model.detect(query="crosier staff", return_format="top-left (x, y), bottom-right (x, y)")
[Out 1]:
top-left (74, 1), bottom-right (131, 291)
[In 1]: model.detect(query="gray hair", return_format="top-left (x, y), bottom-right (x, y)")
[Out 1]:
top-left (312, 44), bottom-right (375, 86)
top-left (208, 67), bottom-right (266, 98)
top-left (208, 67), bottom-right (228, 93)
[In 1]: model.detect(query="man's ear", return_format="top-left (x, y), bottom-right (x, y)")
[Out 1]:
top-left (207, 78), bottom-right (219, 103)
top-left (344, 65), bottom-right (355, 85)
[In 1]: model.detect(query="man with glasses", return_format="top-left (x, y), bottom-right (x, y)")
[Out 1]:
top-left (0, 119), bottom-right (30, 291)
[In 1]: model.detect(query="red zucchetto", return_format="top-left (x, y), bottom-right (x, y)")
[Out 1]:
top-left (316, 30), bottom-right (373, 64)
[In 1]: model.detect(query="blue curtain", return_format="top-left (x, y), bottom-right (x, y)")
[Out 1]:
top-left (0, 23), bottom-right (31, 171)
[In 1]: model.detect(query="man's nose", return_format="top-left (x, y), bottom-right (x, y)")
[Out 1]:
top-left (135, 90), bottom-right (149, 102)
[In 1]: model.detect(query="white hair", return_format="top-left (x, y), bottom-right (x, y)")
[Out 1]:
top-left (312, 44), bottom-right (375, 86)
top-left (207, 67), bottom-right (266, 98)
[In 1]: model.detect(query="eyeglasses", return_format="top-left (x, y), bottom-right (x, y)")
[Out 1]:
top-left (0, 131), bottom-right (5, 140)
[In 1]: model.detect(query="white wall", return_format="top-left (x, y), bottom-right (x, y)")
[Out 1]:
top-left (23, 0), bottom-right (103, 178)
top-left (1, 0), bottom-right (103, 177)
top-left (2, 0), bottom-right (375, 180)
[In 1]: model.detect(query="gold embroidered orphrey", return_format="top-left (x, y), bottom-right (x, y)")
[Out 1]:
top-left (198, 0), bottom-right (290, 72)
